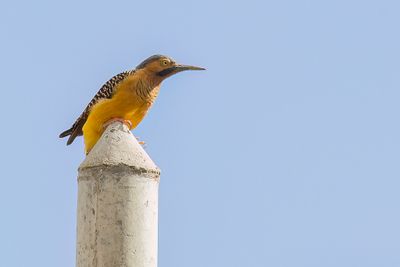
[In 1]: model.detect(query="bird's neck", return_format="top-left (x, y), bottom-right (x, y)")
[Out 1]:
top-left (137, 69), bottom-right (163, 87)
top-left (134, 69), bottom-right (162, 102)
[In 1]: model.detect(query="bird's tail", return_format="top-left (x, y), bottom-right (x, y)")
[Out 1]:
top-left (59, 120), bottom-right (84, 145)
top-left (59, 128), bottom-right (73, 138)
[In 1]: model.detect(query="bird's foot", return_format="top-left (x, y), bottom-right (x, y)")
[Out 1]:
top-left (103, 118), bottom-right (132, 129)
top-left (135, 136), bottom-right (146, 147)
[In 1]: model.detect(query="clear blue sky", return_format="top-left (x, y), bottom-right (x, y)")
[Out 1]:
top-left (1, 0), bottom-right (399, 266)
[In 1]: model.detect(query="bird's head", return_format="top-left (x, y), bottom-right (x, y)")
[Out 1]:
top-left (136, 55), bottom-right (205, 80)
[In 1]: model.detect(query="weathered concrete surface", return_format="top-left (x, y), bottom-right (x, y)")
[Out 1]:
top-left (76, 122), bottom-right (160, 267)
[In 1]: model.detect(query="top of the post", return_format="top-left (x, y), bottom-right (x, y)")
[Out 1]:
top-left (79, 121), bottom-right (160, 175)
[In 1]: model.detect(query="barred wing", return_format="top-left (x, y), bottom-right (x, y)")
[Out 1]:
top-left (59, 70), bottom-right (135, 145)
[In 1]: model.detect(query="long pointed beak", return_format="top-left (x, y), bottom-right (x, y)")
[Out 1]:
top-left (175, 64), bottom-right (206, 71)
top-left (157, 63), bottom-right (205, 77)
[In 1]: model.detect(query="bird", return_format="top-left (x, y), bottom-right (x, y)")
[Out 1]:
top-left (59, 54), bottom-right (204, 154)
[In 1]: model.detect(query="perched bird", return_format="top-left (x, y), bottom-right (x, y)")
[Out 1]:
top-left (59, 54), bottom-right (204, 154)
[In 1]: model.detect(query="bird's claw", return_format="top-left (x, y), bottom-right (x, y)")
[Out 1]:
top-left (103, 118), bottom-right (132, 129)
top-left (135, 136), bottom-right (146, 147)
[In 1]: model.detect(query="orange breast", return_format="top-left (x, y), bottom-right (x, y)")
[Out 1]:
top-left (82, 77), bottom-right (160, 153)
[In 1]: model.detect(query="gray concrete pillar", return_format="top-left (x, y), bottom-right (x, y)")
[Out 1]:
top-left (76, 122), bottom-right (160, 267)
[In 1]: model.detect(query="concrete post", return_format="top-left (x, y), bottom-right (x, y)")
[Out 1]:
top-left (76, 121), bottom-right (160, 267)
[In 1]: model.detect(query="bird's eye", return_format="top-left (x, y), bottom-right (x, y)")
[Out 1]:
top-left (161, 60), bottom-right (169, 66)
